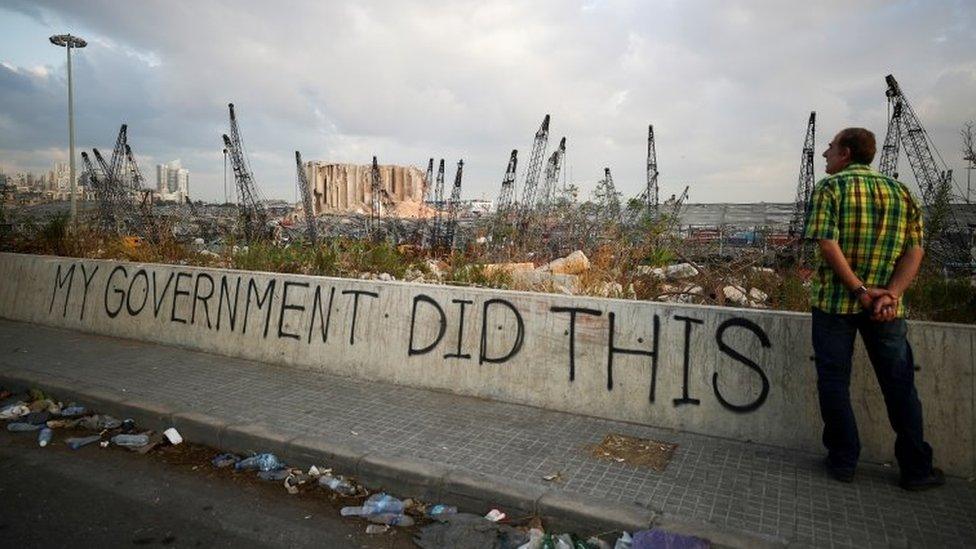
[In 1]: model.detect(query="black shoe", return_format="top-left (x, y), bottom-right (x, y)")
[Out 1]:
top-left (900, 468), bottom-right (945, 491)
top-left (824, 457), bottom-right (855, 483)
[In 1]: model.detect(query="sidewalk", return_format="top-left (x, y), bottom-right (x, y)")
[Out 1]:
top-left (1, 319), bottom-right (973, 548)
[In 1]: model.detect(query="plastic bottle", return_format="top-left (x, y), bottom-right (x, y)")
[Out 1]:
top-left (38, 427), bottom-right (53, 447)
top-left (362, 493), bottom-right (405, 515)
top-left (426, 504), bottom-right (458, 519)
top-left (367, 513), bottom-right (415, 526)
top-left (66, 435), bottom-right (102, 450)
top-left (235, 453), bottom-right (284, 472)
top-left (60, 406), bottom-right (88, 417)
top-left (318, 473), bottom-right (356, 495)
top-left (211, 453), bottom-right (240, 468)
top-left (111, 433), bottom-right (150, 447)
top-left (7, 422), bottom-right (43, 432)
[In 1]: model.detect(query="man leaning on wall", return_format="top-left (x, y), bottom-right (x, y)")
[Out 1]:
top-left (803, 127), bottom-right (944, 491)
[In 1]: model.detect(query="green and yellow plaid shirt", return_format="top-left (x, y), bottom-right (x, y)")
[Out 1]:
top-left (804, 163), bottom-right (924, 316)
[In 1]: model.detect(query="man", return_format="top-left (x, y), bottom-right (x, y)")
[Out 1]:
top-left (804, 127), bottom-right (943, 490)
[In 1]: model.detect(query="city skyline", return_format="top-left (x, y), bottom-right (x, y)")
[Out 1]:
top-left (1, 1), bottom-right (974, 205)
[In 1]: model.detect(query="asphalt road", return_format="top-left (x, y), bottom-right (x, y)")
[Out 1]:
top-left (0, 429), bottom-right (416, 548)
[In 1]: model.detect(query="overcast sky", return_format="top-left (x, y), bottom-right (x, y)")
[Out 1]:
top-left (1, 0), bottom-right (974, 204)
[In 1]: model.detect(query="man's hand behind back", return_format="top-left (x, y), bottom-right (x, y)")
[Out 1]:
top-left (864, 288), bottom-right (897, 322)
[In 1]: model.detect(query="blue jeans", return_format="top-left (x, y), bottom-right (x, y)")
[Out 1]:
top-left (811, 308), bottom-right (933, 480)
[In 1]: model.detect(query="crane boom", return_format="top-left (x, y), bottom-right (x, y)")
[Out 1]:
top-left (295, 151), bottom-right (318, 245)
top-left (646, 124), bottom-right (659, 214)
top-left (223, 103), bottom-right (266, 242)
top-left (443, 160), bottom-right (464, 249)
top-left (789, 112), bottom-right (816, 239)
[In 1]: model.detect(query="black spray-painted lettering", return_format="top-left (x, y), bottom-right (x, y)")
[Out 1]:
top-left (104, 265), bottom-right (128, 319)
top-left (151, 271), bottom-right (175, 318)
top-left (170, 272), bottom-right (192, 324)
top-left (408, 294), bottom-right (446, 356)
top-left (550, 306), bottom-right (601, 381)
top-left (191, 273), bottom-right (215, 329)
top-left (307, 285), bottom-right (336, 344)
top-left (277, 281), bottom-right (309, 340)
top-left (126, 269), bottom-right (150, 317)
top-left (479, 299), bottom-right (524, 364)
top-left (79, 264), bottom-right (99, 321)
top-left (341, 289), bottom-right (379, 345)
top-left (444, 299), bottom-right (473, 360)
top-left (607, 312), bottom-right (660, 396)
top-left (244, 278), bottom-right (276, 337)
top-left (713, 317), bottom-right (771, 413)
top-left (49, 263), bottom-right (76, 317)
top-left (673, 315), bottom-right (703, 407)
top-left (216, 275), bottom-right (241, 331)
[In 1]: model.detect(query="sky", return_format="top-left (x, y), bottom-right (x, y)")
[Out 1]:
top-left (1, 0), bottom-right (974, 204)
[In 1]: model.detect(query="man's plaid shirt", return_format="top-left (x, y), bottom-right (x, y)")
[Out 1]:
top-left (803, 163), bottom-right (924, 316)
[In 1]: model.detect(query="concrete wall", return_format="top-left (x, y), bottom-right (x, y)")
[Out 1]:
top-left (1, 253), bottom-right (973, 476)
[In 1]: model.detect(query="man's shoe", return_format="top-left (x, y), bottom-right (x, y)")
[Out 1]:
top-left (824, 457), bottom-right (855, 483)
top-left (900, 468), bottom-right (945, 491)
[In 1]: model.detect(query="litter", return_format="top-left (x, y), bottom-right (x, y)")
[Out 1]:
top-left (60, 406), bottom-right (88, 417)
top-left (0, 403), bottom-right (29, 419)
top-left (542, 472), bottom-right (562, 482)
top-left (307, 465), bottom-right (325, 478)
top-left (25, 411), bottom-right (51, 425)
top-left (120, 419), bottom-right (136, 433)
top-left (37, 427), bottom-right (53, 447)
top-left (341, 493), bottom-right (405, 517)
top-left (46, 418), bottom-right (81, 429)
top-left (319, 473), bottom-right (357, 495)
top-left (485, 508), bottom-right (507, 522)
top-left (235, 453), bottom-right (284, 472)
top-left (111, 433), bottom-right (150, 448)
top-left (365, 524), bottom-right (390, 535)
top-left (366, 513), bottom-right (414, 526)
top-left (211, 453), bottom-right (240, 468)
top-left (426, 504), bottom-right (459, 520)
top-left (257, 469), bottom-right (291, 481)
top-left (7, 422), bottom-right (43, 432)
top-left (79, 415), bottom-right (122, 431)
top-left (162, 427), bottom-right (183, 445)
top-left (66, 435), bottom-right (102, 450)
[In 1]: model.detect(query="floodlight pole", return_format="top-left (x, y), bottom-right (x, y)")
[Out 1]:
top-left (49, 34), bottom-right (87, 225)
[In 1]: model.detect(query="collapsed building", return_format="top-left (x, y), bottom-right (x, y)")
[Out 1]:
top-left (306, 162), bottom-right (434, 218)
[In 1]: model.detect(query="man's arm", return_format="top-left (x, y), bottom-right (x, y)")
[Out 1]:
top-left (886, 246), bottom-right (924, 298)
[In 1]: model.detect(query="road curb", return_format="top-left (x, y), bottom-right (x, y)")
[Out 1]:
top-left (0, 369), bottom-right (787, 547)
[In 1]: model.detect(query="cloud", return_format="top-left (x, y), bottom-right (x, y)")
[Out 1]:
top-left (1, 0), bottom-right (974, 203)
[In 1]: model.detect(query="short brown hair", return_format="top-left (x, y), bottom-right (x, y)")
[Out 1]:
top-left (837, 128), bottom-right (876, 165)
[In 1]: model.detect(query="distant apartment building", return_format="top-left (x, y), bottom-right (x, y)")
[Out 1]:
top-left (156, 160), bottom-right (189, 203)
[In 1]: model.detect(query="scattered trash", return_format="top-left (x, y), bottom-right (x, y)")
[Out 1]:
top-left (342, 493), bottom-right (406, 517)
top-left (632, 528), bottom-right (709, 549)
top-left (319, 473), bottom-right (357, 495)
top-left (133, 433), bottom-right (165, 454)
top-left (426, 504), bottom-right (458, 520)
top-left (257, 469), bottom-right (291, 481)
top-left (60, 406), bottom-right (88, 417)
top-left (307, 465), bottom-right (325, 478)
top-left (350, 430), bottom-right (359, 436)
top-left (7, 422), bottom-right (43, 432)
top-left (517, 528), bottom-right (545, 549)
top-left (542, 472), bottom-right (562, 482)
top-left (111, 433), bottom-right (150, 448)
top-left (25, 411), bottom-right (51, 425)
top-left (80, 415), bottom-right (122, 431)
top-left (235, 453), bottom-right (284, 472)
top-left (163, 427), bottom-right (183, 445)
top-left (613, 532), bottom-right (633, 549)
top-left (368, 513), bottom-right (414, 526)
top-left (0, 403), bottom-right (29, 420)
top-left (586, 536), bottom-right (613, 549)
top-left (485, 508), bottom-right (507, 522)
top-left (284, 472), bottom-right (306, 495)
top-left (120, 419), bottom-right (137, 433)
top-left (365, 524), bottom-right (390, 534)
top-left (100, 441), bottom-right (110, 448)
top-left (46, 418), bottom-right (81, 429)
top-left (415, 513), bottom-right (528, 549)
top-left (37, 427), bottom-right (53, 447)
top-left (211, 453), bottom-right (240, 468)
top-left (66, 435), bottom-right (102, 450)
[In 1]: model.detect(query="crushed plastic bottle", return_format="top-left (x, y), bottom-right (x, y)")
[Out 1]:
top-left (318, 473), bottom-right (357, 495)
top-left (38, 427), bottom-right (53, 447)
top-left (211, 453), bottom-right (240, 468)
top-left (66, 435), bottom-right (102, 450)
top-left (343, 494), bottom-right (408, 518)
top-left (426, 504), bottom-right (458, 519)
top-left (367, 513), bottom-right (415, 526)
top-left (0, 403), bottom-right (30, 420)
top-left (80, 415), bottom-right (122, 431)
top-left (111, 433), bottom-right (150, 447)
top-left (60, 406), bottom-right (88, 417)
top-left (235, 453), bottom-right (284, 472)
top-left (7, 422), bottom-right (43, 432)
top-left (365, 524), bottom-right (390, 534)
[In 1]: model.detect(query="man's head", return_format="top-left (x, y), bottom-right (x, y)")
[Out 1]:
top-left (823, 128), bottom-right (876, 174)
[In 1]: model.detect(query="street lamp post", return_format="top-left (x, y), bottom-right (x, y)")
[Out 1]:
top-left (49, 34), bottom-right (87, 225)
